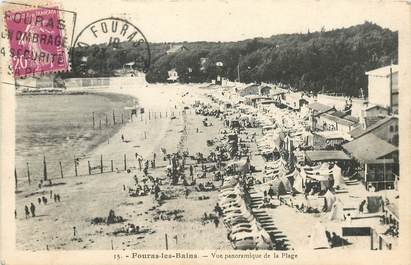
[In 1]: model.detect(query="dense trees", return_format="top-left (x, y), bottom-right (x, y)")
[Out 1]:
top-left (68, 22), bottom-right (397, 97)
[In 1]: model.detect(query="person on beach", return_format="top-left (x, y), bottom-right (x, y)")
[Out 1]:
top-left (42, 196), bottom-right (48, 205)
top-left (189, 165), bottom-right (194, 177)
top-left (184, 187), bottom-right (189, 199)
top-left (213, 216), bottom-right (220, 228)
top-left (50, 190), bottom-right (53, 199)
top-left (38, 197), bottom-right (42, 204)
top-left (121, 134), bottom-right (125, 142)
top-left (54, 194), bottom-right (57, 202)
top-left (57, 194), bottom-right (61, 202)
top-left (138, 157), bottom-right (143, 171)
top-left (24, 205), bottom-right (30, 219)
top-left (30, 203), bottom-right (36, 217)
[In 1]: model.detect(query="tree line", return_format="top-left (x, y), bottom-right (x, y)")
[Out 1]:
top-left (66, 22), bottom-right (397, 97)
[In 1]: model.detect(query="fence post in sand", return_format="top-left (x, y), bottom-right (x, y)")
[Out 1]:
top-left (165, 233), bottom-right (168, 250)
top-left (43, 155), bottom-right (48, 181)
top-left (14, 168), bottom-right (17, 191)
top-left (100, 155), bottom-right (103, 174)
top-left (124, 154), bottom-right (127, 171)
top-left (92, 112), bottom-right (95, 129)
top-left (111, 160), bottom-right (114, 172)
top-left (88, 161), bottom-right (91, 175)
top-left (26, 162), bottom-right (31, 184)
top-left (74, 157), bottom-right (78, 176)
top-left (112, 110), bottom-right (116, 125)
top-left (59, 161), bottom-right (63, 178)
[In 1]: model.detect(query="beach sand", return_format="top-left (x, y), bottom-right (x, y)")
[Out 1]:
top-left (15, 84), bottom-right (231, 250)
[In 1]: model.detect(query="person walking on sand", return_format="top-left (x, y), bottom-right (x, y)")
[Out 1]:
top-left (138, 157), bottom-right (143, 171)
top-left (213, 216), bottom-right (219, 228)
top-left (50, 190), bottom-right (53, 199)
top-left (30, 203), bottom-right (36, 217)
top-left (24, 205), bottom-right (30, 219)
top-left (38, 197), bottom-right (42, 204)
top-left (57, 194), bottom-right (61, 202)
top-left (42, 196), bottom-right (48, 205)
top-left (54, 194), bottom-right (57, 202)
top-left (121, 134), bottom-right (124, 142)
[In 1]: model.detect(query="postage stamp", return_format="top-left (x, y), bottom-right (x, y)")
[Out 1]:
top-left (71, 17), bottom-right (151, 75)
top-left (3, 6), bottom-right (70, 77)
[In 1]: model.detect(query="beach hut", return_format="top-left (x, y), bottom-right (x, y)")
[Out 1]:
top-left (309, 222), bottom-right (331, 249)
top-left (329, 200), bottom-right (345, 221)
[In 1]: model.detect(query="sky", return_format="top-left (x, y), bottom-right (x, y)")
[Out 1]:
top-left (46, 0), bottom-right (410, 42)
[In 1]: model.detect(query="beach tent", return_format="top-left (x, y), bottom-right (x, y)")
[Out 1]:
top-left (323, 190), bottom-right (336, 212)
top-left (329, 199), bottom-right (345, 221)
top-left (270, 176), bottom-right (292, 195)
top-left (292, 172), bottom-right (305, 194)
top-left (309, 222), bottom-right (331, 249)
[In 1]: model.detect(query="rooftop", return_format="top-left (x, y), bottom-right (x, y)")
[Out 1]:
top-left (349, 116), bottom-right (396, 139)
top-left (305, 150), bottom-right (351, 162)
top-left (321, 113), bottom-right (357, 127)
top-left (365, 65), bottom-right (399, 77)
top-left (342, 133), bottom-right (398, 162)
top-left (307, 102), bottom-right (334, 115)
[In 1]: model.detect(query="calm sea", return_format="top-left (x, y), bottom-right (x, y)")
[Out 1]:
top-left (15, 92), bottom-right (136, 184)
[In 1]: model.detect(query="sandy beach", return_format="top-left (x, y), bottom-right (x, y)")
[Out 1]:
top-left (15, 84), bottom-right (232, 250)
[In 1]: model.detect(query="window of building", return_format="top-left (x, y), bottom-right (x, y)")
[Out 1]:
top-left (390, 125), bottom-right (394, 132)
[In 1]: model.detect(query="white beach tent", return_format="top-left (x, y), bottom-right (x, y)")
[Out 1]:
top-left (292, 171), bottom-right (305, 194)
top-left (309, 222), bottom-right (331, 249)
top-left (328, 199), bottom-right (346, 221)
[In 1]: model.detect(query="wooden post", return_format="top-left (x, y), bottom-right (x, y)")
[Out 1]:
top-left (14, 168), bottom-right (17, 191)
top-left (121, 113), bottom-right (124, 124)
top-left (112, 110), bottom-right (116, 125)
top-left (124, 154), bottom-right (127, 171)
top-left (74, 156), bottom-right (78, 176)
top-left (43, 155), bottom-right (48, 181)
top-left (26, 162), bottom-right (31, 184)
top-left (88, 161), bottom-right (91, 175)
top-left (100, 155), bottom-right (103, 174)
top-left (165, 233), bottom-right (168, 250)
top-left (92, 112), bottom-right (95, 129)
top-left (59, 161), bottom-right (63, 178)
top-left (111, 160), bottom-right (114, 172)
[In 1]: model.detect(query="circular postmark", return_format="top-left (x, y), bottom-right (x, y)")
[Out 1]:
top-left (70, 17), bottom-right (151, 76)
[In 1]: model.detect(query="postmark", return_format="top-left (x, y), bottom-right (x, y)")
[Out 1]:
top-left (3, 6), bottom-right (71, 77)
top-left (71, 17), bottom-right (151, 76)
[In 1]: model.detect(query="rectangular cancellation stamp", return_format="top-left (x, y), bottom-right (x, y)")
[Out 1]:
top-left (4, 6), bottom-right (70, 77)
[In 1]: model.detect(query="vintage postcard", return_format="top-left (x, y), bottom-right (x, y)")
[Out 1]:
top-left (0, 0), bottom-right (410, 264)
